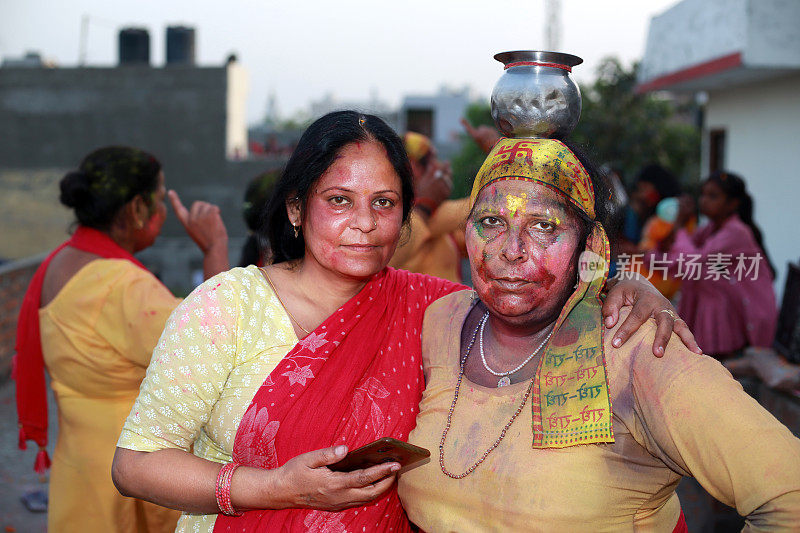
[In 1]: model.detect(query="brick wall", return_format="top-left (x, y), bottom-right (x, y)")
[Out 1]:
top-left (0, 254), bottom-right (44, 381)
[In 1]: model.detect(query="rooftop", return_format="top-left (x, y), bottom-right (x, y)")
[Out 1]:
top-left (636, 0), bottom-right (800, 93)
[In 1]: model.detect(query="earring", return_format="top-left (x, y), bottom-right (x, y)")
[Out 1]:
top-left (136, 219), bottom-right (144, 230)
top-left (470, 290), bottom-right (478, 305)
top-left (293, 225), bottom-right (299, 238)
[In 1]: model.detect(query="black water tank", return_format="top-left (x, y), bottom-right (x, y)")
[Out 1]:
top-left (119, 28), bottom-right (150, 65)
top-left (166, 26), bottom-right (196, 65)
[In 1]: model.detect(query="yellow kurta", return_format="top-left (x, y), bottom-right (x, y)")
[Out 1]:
top-left (398, 291), bottom-right (800, 531)
top-left (390, 198), bottom-right (469, 283)
top-left (117, 265), bottom-right (295, 532)
top-left (40, 259), bottom-right (182, 533)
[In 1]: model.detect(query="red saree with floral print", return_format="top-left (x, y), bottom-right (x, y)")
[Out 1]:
top-left (214, 267), bottom-right (462, 532)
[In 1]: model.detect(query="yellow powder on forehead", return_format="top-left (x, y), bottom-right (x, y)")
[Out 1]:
top-left (505, 193), bottom-right (528, 216)
top-left (471, 138), bottom-right (595, 219)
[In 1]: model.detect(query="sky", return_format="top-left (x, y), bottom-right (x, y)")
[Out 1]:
top-left (0, 0), bottom-right (679, 124)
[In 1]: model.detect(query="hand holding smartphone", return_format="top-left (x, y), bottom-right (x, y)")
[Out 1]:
top-left (328, 437), bottom-right (430, 473)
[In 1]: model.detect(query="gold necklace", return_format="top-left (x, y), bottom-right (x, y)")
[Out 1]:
top-left (439, 313), bottom-right (534, 479)
top-left (259, 268), bottom-right (311, 336)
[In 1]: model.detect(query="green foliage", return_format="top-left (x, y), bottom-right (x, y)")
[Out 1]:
top-left (450, 103), bottom-right (494, 198)
top-left (571, 57), bottom-right (700, 187)
top-left (449, 57), bottom-right (701, 193)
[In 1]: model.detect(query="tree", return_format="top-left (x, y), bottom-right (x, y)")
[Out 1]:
top-left (450, 103), bottom-right (495, 199)
top-left (571, 57), bottom-right (700, 187)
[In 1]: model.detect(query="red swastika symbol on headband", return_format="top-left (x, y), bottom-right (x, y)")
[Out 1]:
top-left (490, 140), bottom-right (539, 171)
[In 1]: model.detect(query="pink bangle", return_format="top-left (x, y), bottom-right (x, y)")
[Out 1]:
top-left (215, 462), bottom-right (243, 516)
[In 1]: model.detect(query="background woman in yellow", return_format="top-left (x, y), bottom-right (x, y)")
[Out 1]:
top-left (15, 146), bottom-right (229, 532)
top-left (399, 138), bottom-right (800, 530)
top-left (390, 131), bottom-right (469, 283)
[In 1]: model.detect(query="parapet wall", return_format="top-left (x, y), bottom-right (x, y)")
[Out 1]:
top-left (0, 254), bottom-right (44, 380)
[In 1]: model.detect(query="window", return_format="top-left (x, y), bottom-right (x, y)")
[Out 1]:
top-left (709, 129), bottom-right (726, 173)
top-left (405, 108), bottom-right (434, 139)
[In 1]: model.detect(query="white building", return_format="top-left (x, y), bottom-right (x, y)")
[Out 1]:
top-left (637, 0), bottom-right (800, 297)
top-left (398, 86), bottom-right (471, 158)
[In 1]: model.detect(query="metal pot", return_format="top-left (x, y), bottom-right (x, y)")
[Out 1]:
top-left (491, 50), bottom-right (583, 139)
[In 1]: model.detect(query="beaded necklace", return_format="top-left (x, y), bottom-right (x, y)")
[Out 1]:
top-left (479, 311), bottom-right (554, 387)
top-left (439, 311), bottom-right (537, 479)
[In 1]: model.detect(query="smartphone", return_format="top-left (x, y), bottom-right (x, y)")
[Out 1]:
top-left (328, 437), bottom-right (430, 472)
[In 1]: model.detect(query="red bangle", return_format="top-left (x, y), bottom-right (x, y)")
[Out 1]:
top-left (215, 462), bottom-right (243, 516)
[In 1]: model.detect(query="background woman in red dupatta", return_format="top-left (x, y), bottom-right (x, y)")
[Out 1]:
top-left (14, 146), bottom-right (230, 532)
top-left (111, 111), bottom-right (698, 533)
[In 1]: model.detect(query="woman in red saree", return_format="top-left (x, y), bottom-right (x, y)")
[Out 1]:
top-left (112, 111), bottom-right (699, 532)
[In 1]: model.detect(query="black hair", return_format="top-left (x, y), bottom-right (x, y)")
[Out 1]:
top-left (560, 140), bottom-right (619, 254)
top-left (243, 172), bottom-right (277, 231)
top-left (239, 171), bottom-right (276, 267)
top-left (636, 163), bottom-right (681, 200)
top-left (704, 171), bottom-right (775, 278)
top-left (263, 110), bottom-right (414, 263)
top-left (59, 146), bottom-right (161, 231)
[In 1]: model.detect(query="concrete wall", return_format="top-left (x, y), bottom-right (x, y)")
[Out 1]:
top-left (639, 0), bottom-right (747, 82)
top-left (639, 0), bottom-right (800, 83)
top-left (703, 73), bottom-right (800, 298)
top-left (0, 66), bottom-right (229, 170)
top-left (0, 64), bottom-right (281, 292)
top-left (746, 0), bottom-right (800, 67)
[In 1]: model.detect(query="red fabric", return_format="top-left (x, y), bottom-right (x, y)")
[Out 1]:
top-left (14, 226), bottom-right (150, 472)
top-left (673, 509), bottom-right (688, 533)
top-left (215, 268), bottom-right (462, 532)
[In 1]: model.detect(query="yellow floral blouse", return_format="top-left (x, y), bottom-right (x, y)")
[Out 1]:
top-left (117, 265), bottom-right (298, 532)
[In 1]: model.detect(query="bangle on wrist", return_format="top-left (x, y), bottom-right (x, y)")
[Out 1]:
top-left (215, 462), bottom-right (244, 516)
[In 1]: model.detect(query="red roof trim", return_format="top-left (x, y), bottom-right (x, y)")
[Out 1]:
top-left (635, 52), bottom-right (743, 93)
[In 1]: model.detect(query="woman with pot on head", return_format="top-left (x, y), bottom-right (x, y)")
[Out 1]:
top-left (397, 136), bottom-right (800, 531)
top-left (662, 171), bottom-right (777, 360)
top-left (110, 110), bottom-right (697, 532)
top-left (15, 146), bottom-right (230, 532)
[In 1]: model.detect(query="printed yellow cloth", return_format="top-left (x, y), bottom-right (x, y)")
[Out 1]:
top-left (470, 137), bottom-right (614, 449)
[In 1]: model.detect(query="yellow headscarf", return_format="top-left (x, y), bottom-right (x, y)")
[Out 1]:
top-left (471, 137), bottom-right (614, 449)
top-left (403, 131), bottom-right (433, 163)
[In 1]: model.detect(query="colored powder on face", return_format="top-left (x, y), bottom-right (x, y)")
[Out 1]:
top-left (505, 193), bottom-right (528, 217)
top-left (471, 218), bottom-right (488, 240)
